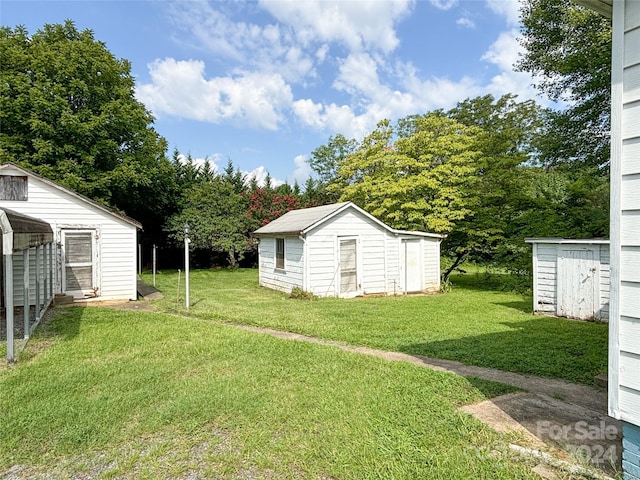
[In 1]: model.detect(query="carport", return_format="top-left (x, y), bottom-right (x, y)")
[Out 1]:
top-left (1, 208), bottom-right (54, 363)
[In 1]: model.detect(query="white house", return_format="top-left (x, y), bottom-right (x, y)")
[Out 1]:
top-left (575, 1), bottom-right (640, 478)
top-left (525, 238), bottom-right (610, 321)
top-left (0, 162), bottom-right (141, 303)
top-left (253, 202), bottom-right (444, 298)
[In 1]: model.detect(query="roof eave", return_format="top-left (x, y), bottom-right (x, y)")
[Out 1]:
top-left (573, 0), bottom-right (612, 17)
top-left (0, 162), bottom-right (143, 229)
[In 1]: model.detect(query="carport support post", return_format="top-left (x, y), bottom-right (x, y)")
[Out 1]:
top-left (35, 245), bottom-right (41, 321)
top-left (23, 248), bottom-right (30, 339)
top-left (43, 243), bottom-right (48, 303)
top-left (48, 243), bottom-right (54, 294)
top-left (5, 254), bottom-right (14, 363)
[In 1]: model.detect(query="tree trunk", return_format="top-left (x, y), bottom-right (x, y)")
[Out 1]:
top-left (441, 252), bottom-right (467, 283)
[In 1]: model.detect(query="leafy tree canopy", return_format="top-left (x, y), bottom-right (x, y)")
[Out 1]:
top-left (333, 114), bottom-right (483, 234)
top-left (0, 21), bottom-right (171, 227)
top-left (516, 0), bottom-right (611, 169)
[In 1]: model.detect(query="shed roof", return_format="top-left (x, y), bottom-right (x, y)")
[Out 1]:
top-left (525, 237), bottom-right (610, 245)
top-left (253, 202), bottom-right (445, 239)
top-left (0, 208), bottom-right (53, 254)
top-left (0, 162), bottom-right (142, 229)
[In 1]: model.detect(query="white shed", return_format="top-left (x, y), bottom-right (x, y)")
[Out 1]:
top-left (253, 202), bottom-right (444, 298)
top-left (525, 238), bottom-right (610, 321)
top-left (575, 1), bottom-right (640, 477)
top-left (0, 162), bottom-right (141, 303)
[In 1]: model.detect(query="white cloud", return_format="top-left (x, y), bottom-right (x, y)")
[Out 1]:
top-left (480, 28), bottom-right (545, 103)
top-left (259, 0), bottom-right (414, 53)
top-left (136, 58), bottom-right (294, 130)
top-left (456, 16), bottom-right (476, 29)
top-left (166, 1), bottom-right (316, 83)
top-left (289, 154), bottom-right (313, 184)
top-left (176, 152), bottom-right (221, 173)
top-left (428, 0), bottom-right (458, 10)
top-left (485, 0), bottom-right (521, 27)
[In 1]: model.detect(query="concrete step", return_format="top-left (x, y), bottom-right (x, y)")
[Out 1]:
top-left (54, 294), bottom-right (73, 306)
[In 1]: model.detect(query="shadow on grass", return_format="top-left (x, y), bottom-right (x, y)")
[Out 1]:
top-left (492, 300), bottom-right (532, 314)
top-left (399, 317), bottom-right (608, 385)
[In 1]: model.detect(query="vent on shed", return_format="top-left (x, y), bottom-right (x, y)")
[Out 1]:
top-left (0, 175), bottom-right (28, 201)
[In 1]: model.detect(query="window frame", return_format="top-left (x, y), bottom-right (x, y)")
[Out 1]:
top-left (275, 238), bottom-right (285, 270)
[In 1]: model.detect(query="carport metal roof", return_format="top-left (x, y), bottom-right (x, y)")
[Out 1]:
top-left (0, 208), bottom-right (53, 254)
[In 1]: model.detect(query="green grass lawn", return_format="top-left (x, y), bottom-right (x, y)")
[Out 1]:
top-left (144, 268), bottom-right (608, 385)
top-left (1, 307), bottom-right (537, 479)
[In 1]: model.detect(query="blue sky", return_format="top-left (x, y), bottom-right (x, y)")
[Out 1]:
top-left (2, 0), bottom-right (550, 186)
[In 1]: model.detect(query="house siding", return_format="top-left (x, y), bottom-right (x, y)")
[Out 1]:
top-left (256, 204), bottom-right (443, 298)
top-left (258, 236), bottom-right (304, 293)
top-left (616, 0), bottom-right (640, 429)
top-left (528, 241), bottom-right (610, 321)
top-left (0, 166), bottom-right (138, 301)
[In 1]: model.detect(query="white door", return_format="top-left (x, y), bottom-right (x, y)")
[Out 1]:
top-left (339, 238), bottom-right (358, 297)
top-left (402, 239), bottom-right (422, 293)
top-left (62, 230), bottom-right (97, 298)
top-left (558, 247), bottom-right (598, 320)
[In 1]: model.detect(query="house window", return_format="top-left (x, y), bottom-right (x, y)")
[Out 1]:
top-left (0, 175), bottom-right (28, 201)
top-left (276, 238), bottom-right (285, 269)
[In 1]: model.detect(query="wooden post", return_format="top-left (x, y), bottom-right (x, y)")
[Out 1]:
top-left (153, 244), bottom-right (157, 287)
top-left (5, 254), bottom-right (14, 363)
top-left (35, 245), bottom-right (41, 320)
top-left (23, 248), bottom-right (30, 339)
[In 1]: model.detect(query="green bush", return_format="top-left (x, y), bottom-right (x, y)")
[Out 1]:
top-left (289, 287), bottom-right (318, 300)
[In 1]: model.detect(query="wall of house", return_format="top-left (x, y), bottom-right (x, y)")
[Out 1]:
top-left (305, 208), bottom-right (388, 297)
top-left (423, 237), bottom-right (442, 291)
top-left (530, 242), bottom-right (610, 321)
top-left (611, 0), bottom-right (640, 435)
top-left (257, 236), bottom-right (304, 293)
top-left (0, 166), bottom-right (138, 301)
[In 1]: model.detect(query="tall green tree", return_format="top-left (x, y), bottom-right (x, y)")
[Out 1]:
top-left (516, 0), bottom-right (611, 169)
top-left (166, 176), bottom-right (252, 267)
top-left (0, 21), bottom-right (171, 230)
top-left (334, 115), bottom-right (482, 234)
top-left (442, 94), bottom-right (545, 277)
top-left (309, 133), bottom-right (357, 203)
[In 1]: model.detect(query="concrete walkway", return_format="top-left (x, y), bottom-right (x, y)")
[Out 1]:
top-left (233, 323), bottom-right (621, 478)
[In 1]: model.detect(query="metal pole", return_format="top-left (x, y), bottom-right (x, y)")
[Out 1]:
top-left (5, 254), bottom-right (15, 363)
top-left (35, 245), bottom-right (41, 320)
top-left (23, 249), bottom-right (30, 339)
top-left (152, 244), bottom-right (156, 287)
top-left (184, 236), bottom-right (190, 310)
top-left (138, 244), bottom-right (142, 275)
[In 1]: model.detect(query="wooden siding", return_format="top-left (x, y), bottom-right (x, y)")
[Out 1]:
top-left (0, 166), bottom-right (137, 301)
top-left (530, 242), bottom-right (610, 321)
top-left (423, 238), bottom-right (441, 291)
top-left (533, 244), bottom-right (558, 314)
top-left (258, 237), bottom-right (304, 293)
top-left (306, 209), bottom-right (388, 296)
top-left (257, 205), bottom-right (442, 298)
top-left (611, 0), bottom-right (640, 425)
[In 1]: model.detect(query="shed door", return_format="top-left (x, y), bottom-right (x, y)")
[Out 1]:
top-left (402, 239), bottom-right (422, 293)
top-left (558, 247), bottom-right (598, 320)
top-left (62, 230), bottom-right (97, 298)
top-left (339, 238), bottom-right (358, 296)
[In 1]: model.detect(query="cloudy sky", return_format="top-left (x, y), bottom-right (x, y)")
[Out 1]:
top-left (3, 0), bottom-right (551, 185)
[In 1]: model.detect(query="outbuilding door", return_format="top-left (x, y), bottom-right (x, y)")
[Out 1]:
top-left (558, 247), bottom-right (598, 320)
top-left (339, 238), bottom-right (359, 297)
top-left (62, 230), bottom-right (97, 298)
top-left (402, 239), bottom-right (422, 293)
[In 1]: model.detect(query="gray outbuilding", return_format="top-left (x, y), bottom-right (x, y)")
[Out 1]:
top-left (254, 202), bottom-right (445, 298)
